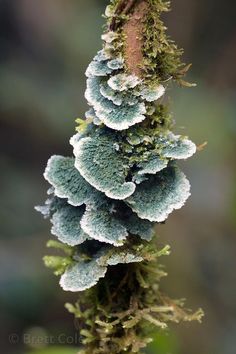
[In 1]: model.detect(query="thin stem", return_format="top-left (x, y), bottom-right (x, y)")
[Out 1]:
top-left (110, 0), bottom-right (139, 30)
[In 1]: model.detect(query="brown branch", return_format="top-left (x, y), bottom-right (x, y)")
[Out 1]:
top-left (123, 0), bottom-right (149, 77)
top-left (109, 0), bottom-right (149, 77)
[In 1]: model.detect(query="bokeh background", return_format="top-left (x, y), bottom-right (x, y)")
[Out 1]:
top-left (1, 0), bottom-right (236, 353)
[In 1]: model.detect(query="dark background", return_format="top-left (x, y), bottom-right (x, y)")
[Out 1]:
top-left (0, 1), bottom-right (236, 353)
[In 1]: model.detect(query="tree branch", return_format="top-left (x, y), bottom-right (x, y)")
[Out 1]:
top-left (123, 0), bottom-right (148, 77)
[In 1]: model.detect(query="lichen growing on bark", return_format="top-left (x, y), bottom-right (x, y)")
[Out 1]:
top-left (36, 1), bottom-right (203, 353)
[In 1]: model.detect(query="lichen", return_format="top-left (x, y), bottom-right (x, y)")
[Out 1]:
top-left (36, 1), bottom-right (203, 353)
top-left (126, 164), bottom-right (191, 222)
top-left (66, 242), bottom-right (203, 354)
top-left (43, 155), bottom-right (103, 207)
top-left (72, 132), bottom-right (136, 199)
top-left (80, 208), bottom-right (129, 246)
top-left (51, 203), bottom-right (90, 246)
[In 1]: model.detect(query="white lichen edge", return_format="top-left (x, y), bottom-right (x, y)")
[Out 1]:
top-left (95, 103), bottom-right (146, 131)
top-left (162, 135), bottom-right (197, 159)
top-left (108, 73), bottom-right (141, 92)
top-left (59, 261), bottom-right (107, 292)
top-left (140, 84), bottom-right (165, 102)
top-left (126, 170), bottom-right (191, 223)
top-left (60, 250), bottom-right (144, 292)
top-left (80, 209), bottom-right (128, 246)
top-left (73, 137), bottom-right (136, 200)
top-left (44, 156), bottom-right (79, 207)
top-left (43, 155), bottom-right (86, 207)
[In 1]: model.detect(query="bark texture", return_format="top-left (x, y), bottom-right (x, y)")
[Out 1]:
top-left (123, 0), bottom-right (148, 77)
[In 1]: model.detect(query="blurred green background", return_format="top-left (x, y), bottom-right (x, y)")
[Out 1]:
top-left (0, 0), bottom-right (236, 353)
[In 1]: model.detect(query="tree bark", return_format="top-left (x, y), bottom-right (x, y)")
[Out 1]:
top-left (123, 0), bottom-right (148, 77)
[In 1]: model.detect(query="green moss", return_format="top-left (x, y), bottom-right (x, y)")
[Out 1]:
top-left (118, 104), bottom-right (174, 165)
top-left (105, 0), bottom-right (192, 86)
top-left (141, 0), bottom-right (187, 85)
top-left (67, 242), bottom-right (203, 354)
top-left (43, 239), bottom-right (75, 276)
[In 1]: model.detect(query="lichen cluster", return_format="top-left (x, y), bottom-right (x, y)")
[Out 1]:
top-left (36, 1), bottom-right (203, 353)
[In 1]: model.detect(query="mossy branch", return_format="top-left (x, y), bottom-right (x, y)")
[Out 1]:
top-left (36, 1), bottom-right (203, 353)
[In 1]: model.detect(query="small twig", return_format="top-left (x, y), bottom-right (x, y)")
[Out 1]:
top-left (197, 141), bottom-right (208, 151)
top-left (110, 0), bottom-right (127, 31)
top-left (123, 0), bottom-right (138, 15)
top-left (115, 0), bottom-right (128, 15)
top-left (110, 270), bottom-right (129, 300)
top-left (110, 0), bottom-right (138, 31)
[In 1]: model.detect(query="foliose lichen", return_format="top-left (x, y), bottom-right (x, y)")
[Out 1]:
top-left (36, 1), bottom-right (203, 353)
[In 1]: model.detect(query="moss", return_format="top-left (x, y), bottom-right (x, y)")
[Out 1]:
top-left (104, 0), bottom-right (192, 86)
top-left (46, 243), bottom-right (203, 353)
top-left (67, 242), bottom-right (203, 354)
top-left (141, 0), bottom-right (185, 84)
top-left (118, 104), bottom-right (174, 165)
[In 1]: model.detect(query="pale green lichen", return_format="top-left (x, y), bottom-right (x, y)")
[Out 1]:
top-left (72, 132), bottom-right (136, 199)
top-left (85, 75), bottom-right (147, 130)
top-left (80, 208), bottom-right (129, 246)
top-left (36, 1), bottom-right (203, 353)
top-left (60, 246), bottom-right (144, 292)
top-left (51, 204), bottom-right (90, 246)
top-left (60, 257), bottom-right (107, 292)
top-left (44, 155), bottom-right (107, 208)
top-left (126, 164), bottom-right (191, 222)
